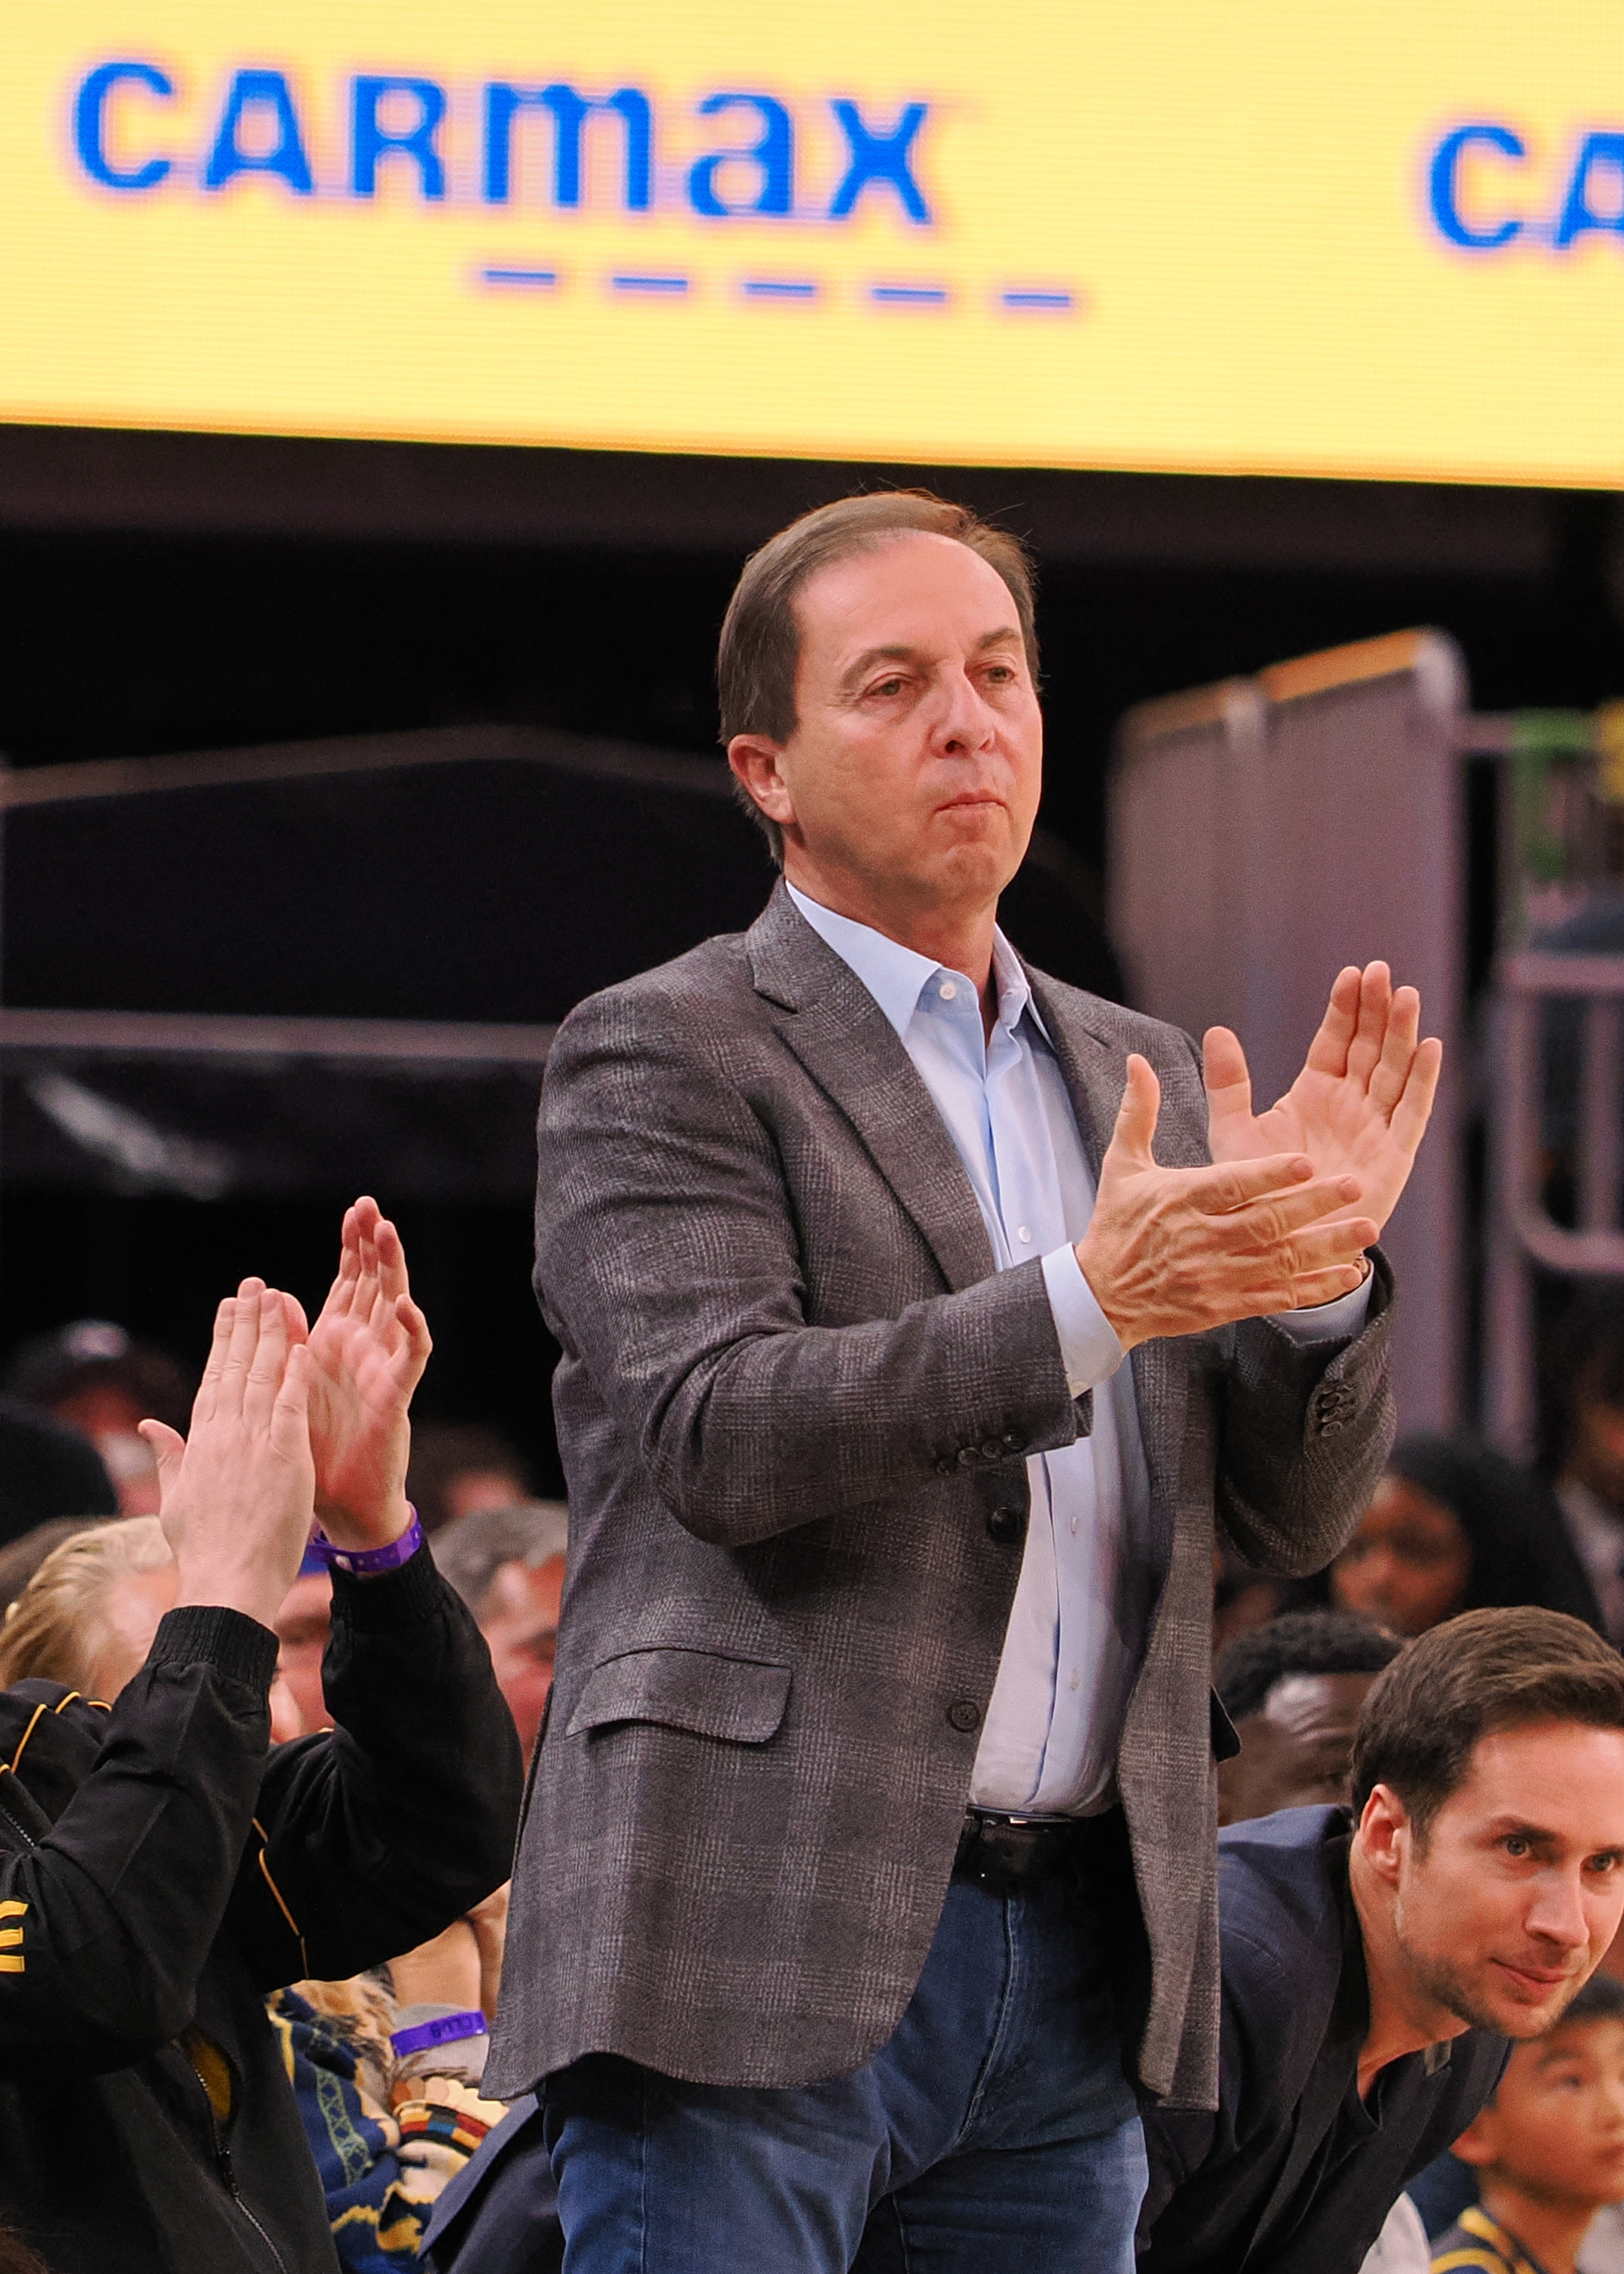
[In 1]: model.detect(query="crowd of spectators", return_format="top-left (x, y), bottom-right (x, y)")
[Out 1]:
top-left (8, 1250), bottom-right (1624, 2270)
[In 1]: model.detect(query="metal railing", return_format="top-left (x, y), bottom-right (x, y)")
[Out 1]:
top-left (1488, 950), bottom-right (1624, 1450)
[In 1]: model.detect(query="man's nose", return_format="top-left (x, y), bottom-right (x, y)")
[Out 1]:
top-left (932, 666), bottom-right (997, 753)
top-left (1524, 1869), bottom-right (1592, 1951)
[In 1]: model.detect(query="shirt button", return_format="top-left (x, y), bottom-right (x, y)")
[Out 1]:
top-left (1069, 1670), bottom-right (1082, 1693)
top-left (938, 981), bottom-right (957, 1000)
top-left (1069, 1516), bottom-right (1079, 1536)
top-left (1017, 1226), bottom-right (1032, 1244)
top-left (947, 1699), bottom-right (982, 1733)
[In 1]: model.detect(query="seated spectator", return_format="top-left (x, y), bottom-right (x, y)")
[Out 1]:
top-left (1435, 1974), bottom-right (1624, 2274)
top-left (1331, 1436), bottom-right (1603, 1637)
top-left (270, 1897), bottom-right (512, 2271)
top-left (0, 1517), bottom-right (174, 1695)
top-left (0, 1514), bottom-right (112, 1618)
top-left (1140, 1608), bottom-right (1624, 2274)
top-left (408, 1423), bottom-right (532, 1536)
top-left (0, 1398), bottom-right (116, 1546)
top-left (432, 1501), bottom-right (567, 1761)
top-left (1541, 1284), bottom-right (1624, 1648)
top-left (1214, 1609), bottom-right (1402, 1827)
top-left (5, 1317), bottom-right (193, 1516)
top-left (0, 1514), bottom-right (304, 1743)
top-left (0, 1197), bottom-right (523, 2274)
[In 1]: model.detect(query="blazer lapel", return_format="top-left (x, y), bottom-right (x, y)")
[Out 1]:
top-left (748, 890), bottom-right (995, 1293)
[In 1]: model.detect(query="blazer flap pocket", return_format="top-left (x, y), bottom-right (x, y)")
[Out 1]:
top-left (565, 1648), bottom-right (791, 1745)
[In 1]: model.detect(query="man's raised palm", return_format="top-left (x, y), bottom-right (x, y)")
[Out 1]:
top-left (1203, 963), bottom-right (1442, 1234)
top-left (299, 1196), bottom-right (432, 1547)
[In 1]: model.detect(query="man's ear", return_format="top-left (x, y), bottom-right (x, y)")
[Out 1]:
top-left (1356, 1781), bottom-right (1410, 1886)
top-left (728, 735), bottom-right (797, 830)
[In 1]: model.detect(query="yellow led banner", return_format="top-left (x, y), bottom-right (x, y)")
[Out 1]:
top-left (3, 3), bottom-right (1624, 484)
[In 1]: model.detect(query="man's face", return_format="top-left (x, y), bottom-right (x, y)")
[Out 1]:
top-left (1456, 2014), bottom-right (1624, 2213)
top-left (1373, 1720), bottom-right (1624, 2039)
top-left (479, 1553), bottom-right (565, 1765)
top-left (732, 532), bottom-right (1044, 930)
top-left (1330, 1474), bottom-right (1471, 1636)
top-left (1217, 1671), bottom-right (1382, 1827)
top-left (273, 1572), bottom-right (332, 1735)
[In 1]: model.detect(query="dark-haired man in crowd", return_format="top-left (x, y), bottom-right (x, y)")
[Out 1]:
top-left (486, 490), bottom-right (1440, 2272)
top-left (1215, 1608), bottom-right (1401, 1827)
top-left (1141, 1607), bottom-right (1624, 2274)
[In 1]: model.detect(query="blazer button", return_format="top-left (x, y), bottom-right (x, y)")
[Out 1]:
top-left (1001, 1430), bottom-right (1027, 1453)
top-left (957, 1447), bottom-right (980, 1470)
top-left (986, 1506), bottom-right (1026, 1545)
top-left (947, 1699), bottom-right (982, 1733)
top-left (979, 1439), bottom-right (1004, 1461)
top-left (935, 1457), bottom-right (957, 1477)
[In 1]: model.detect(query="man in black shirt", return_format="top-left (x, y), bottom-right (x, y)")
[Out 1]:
top-left (1141, 1607), bottom-right (1624, 2274)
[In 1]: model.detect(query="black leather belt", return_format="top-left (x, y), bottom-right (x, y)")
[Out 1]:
top-left (953, 1808), bottom-right (1096, 1897)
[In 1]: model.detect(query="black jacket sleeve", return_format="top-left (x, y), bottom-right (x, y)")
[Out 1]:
top-left (0, 1606), bottom-right (280, 2072)
top-left (226, 1544), bottom-right (524, 1991)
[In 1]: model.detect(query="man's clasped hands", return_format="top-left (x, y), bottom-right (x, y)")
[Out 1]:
top-left (1077, 960), bottom-right (1442, 1351)
top-left (139, 1195), bottom-right (431, 1633)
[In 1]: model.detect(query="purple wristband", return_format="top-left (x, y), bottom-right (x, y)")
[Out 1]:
top-left (390, 2009), bottom-right (488, 2058)
top-left (307, 1507), bottom-right (423, 1577)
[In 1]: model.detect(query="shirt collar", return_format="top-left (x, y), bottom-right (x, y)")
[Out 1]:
top-left (785, 881), bottom-right (1047, 1045)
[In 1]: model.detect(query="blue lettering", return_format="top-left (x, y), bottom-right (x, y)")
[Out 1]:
top-left (1555, 132), bottom-right (1624, 248)
top-left (483, 84), bottom-right (541, 203)
top-left (1427, 123), bottom-right (1523, 249)
top-left (351, 76), bottom-right (446, 199)
top-left (829, 99), bottom-right (929, 223)
top-left (203, 70), bottom-right (313, 194)
top-left (532, 86), bottom-right (651, 210)
top-left (688, 93), bottom-right (793, 217)
top-left (73, 59), bottom-right (173, 192)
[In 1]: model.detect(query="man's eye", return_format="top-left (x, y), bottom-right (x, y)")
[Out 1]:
top-left (869, 678), bottom-right (905, 699)
top-left (1505, 1835), bottom-right (1530, 1857)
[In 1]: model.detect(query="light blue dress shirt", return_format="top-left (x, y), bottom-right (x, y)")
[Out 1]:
top-left (786, 882), bottom-right (1372, 1816)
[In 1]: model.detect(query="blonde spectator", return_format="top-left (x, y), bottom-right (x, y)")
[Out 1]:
top-left (0, 1514), bottom-right (303, 1739)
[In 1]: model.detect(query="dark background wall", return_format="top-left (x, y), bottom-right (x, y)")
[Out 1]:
top-left (2, 423), bottom-right (1622, 1481)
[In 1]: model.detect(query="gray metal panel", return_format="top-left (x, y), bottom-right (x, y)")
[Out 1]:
top-left (1110, 630), bottom-right (1468, 1432)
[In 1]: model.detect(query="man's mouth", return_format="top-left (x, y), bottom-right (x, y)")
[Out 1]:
top-left (1491, 1957), bottom-right (1583, 1994)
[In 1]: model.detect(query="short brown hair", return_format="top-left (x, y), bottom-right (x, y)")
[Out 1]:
top-left (1350, 1605), bottom-right (1624, 1838)
top-left (717, 490), bottom-right (1041, 866)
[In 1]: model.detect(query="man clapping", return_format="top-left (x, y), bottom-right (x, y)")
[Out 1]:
top-left (0, 1200), bottom-right (522, 2274)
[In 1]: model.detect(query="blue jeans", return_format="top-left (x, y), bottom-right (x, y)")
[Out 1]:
top-left (543, 1872), bottom-right (1147, 2274)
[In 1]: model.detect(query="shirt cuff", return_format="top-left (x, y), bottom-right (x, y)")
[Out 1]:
top-left (1041, 1245), bottom-right (1126, 1396)
top-left (1268, 1267), bottom-right (1374, 1344)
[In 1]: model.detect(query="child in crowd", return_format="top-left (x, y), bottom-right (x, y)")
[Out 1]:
top-left (1434, 1975), bottom-right (1624, 2274)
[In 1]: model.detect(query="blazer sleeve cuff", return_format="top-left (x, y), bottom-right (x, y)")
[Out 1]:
top-left (1266, 1264), bottom-right (1375, 1345)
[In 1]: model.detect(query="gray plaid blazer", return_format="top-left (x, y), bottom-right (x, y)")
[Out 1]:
top-left (485, 885), bottom-right (1394, 2110)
